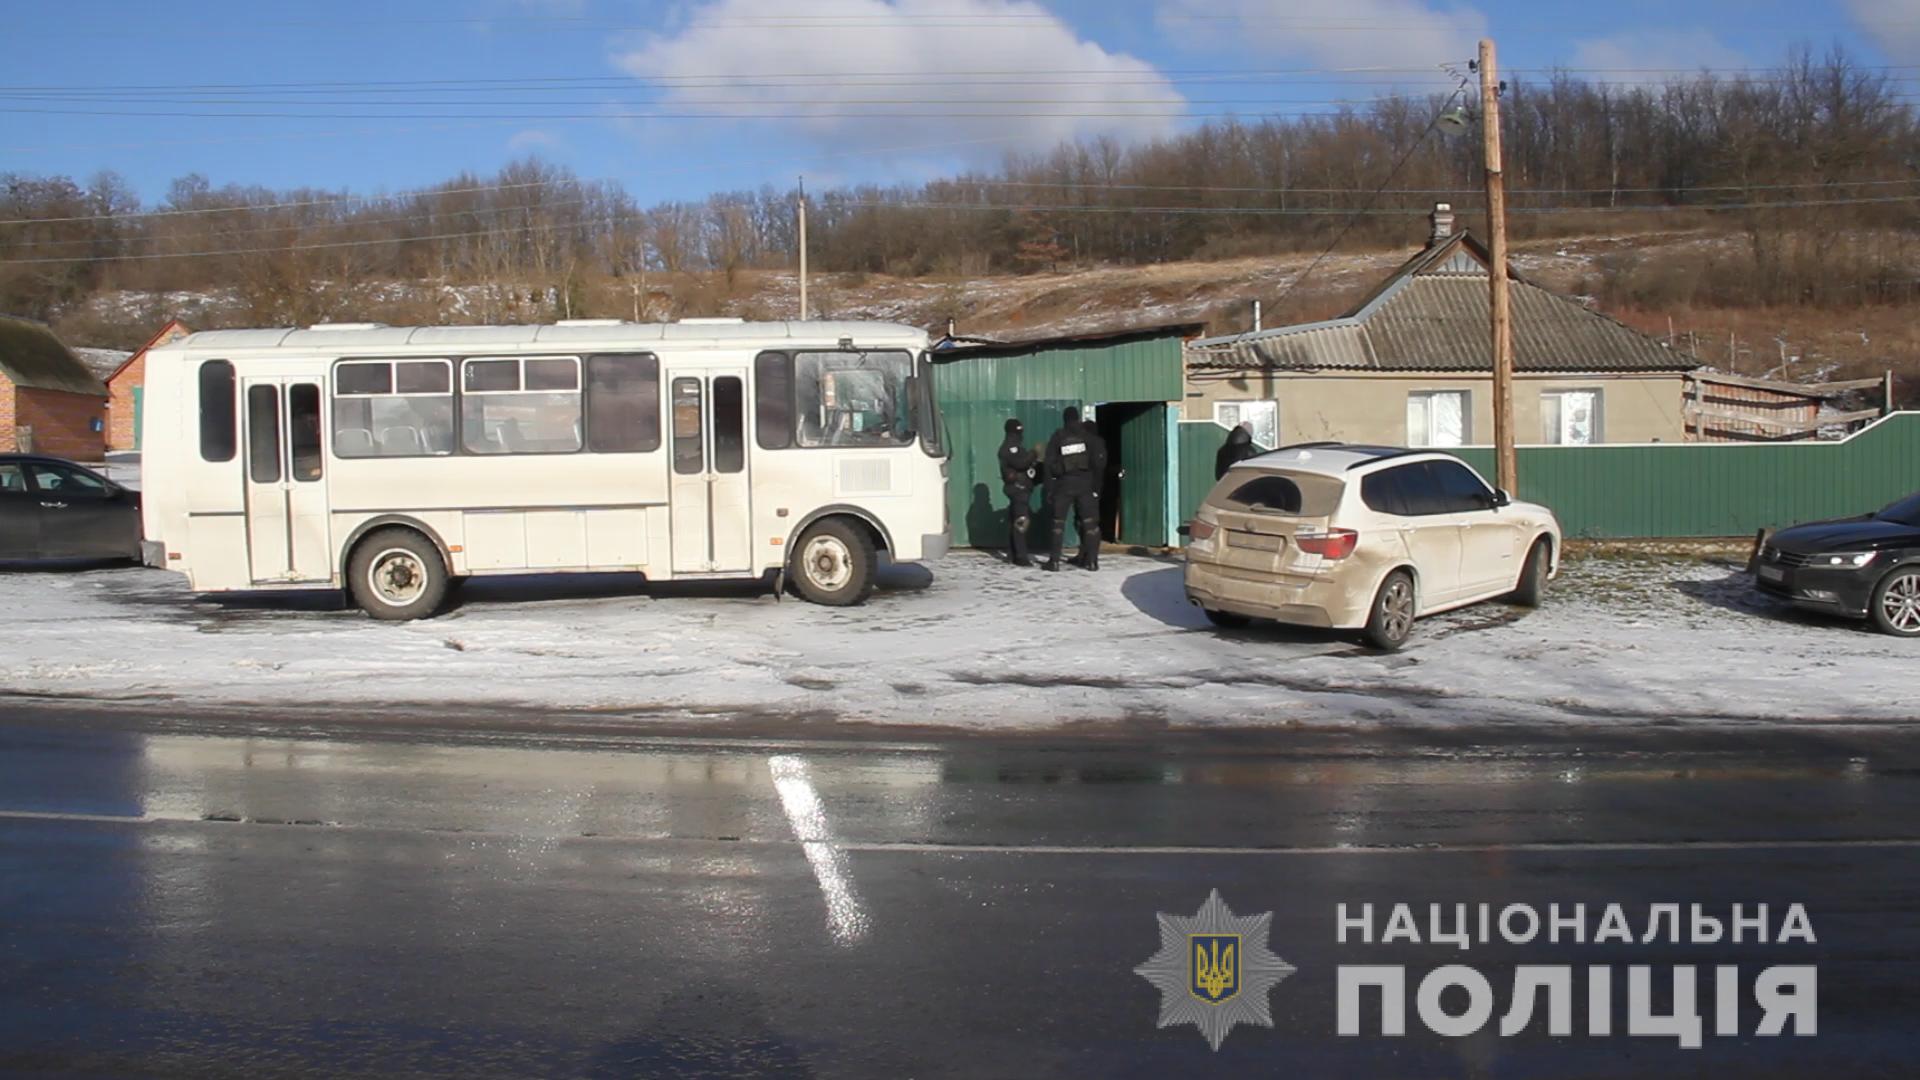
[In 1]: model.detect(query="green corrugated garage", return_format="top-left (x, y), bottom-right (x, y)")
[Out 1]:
top-left (931, 323), bottom-right (1201, 550)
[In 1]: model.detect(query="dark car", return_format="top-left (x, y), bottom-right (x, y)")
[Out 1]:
top-left (0, 454), bottom-right (143, 562)
top-left (1756, 491), bottom-right (1920, 637)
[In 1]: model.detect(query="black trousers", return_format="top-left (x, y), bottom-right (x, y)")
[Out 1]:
top-left (1004, 485), bottom-right (1034, 562)
top-left (1047, 486), bottom-right (1100, 561)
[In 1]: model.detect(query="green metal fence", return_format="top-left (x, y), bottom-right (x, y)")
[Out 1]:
top-left (1455, 412), bottom-right (1920, 538)
top-left (1171, 412), bottom-right (1920, 540)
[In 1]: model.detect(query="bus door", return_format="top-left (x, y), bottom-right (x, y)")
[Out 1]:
top-left (241, 376), bottom-right (332, 584)
top-left (667, 370), bottom-right (752, 574)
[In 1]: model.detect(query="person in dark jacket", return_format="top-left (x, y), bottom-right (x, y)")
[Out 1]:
top-left (1042, 406), bottom-right (1100, 571)
top-left (996, 417), bottom-right (1039, 566)
top-left (1214, 423), bottom-right (1259, 479)
top-left (1073, 418), bottom-right (1110, 570)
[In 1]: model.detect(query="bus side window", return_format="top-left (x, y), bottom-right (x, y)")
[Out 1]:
top-left (199, 360), bottom-right (237, 462)
top-left (585, 353), bottom-right (661, 453)
top-left (713, 376), bottom-right (745, 474)
top-left (246, 384), bottom-right (282, 484)
top-left (671, 378), bottom-right (703, 475)
top-left (754, 351), bottom-right (793, 450)
top-left (288, 384), bottom-right (323, 482)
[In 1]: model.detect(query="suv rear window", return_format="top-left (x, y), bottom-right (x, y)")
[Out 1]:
top-left (1212, 468), bottom-right (1342, 517)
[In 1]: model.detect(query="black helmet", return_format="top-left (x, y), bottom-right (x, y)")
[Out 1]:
top-left (1062, 406), bottom-right (1081, 428)
top-left (1005, 418), bottom-right (1024, 435)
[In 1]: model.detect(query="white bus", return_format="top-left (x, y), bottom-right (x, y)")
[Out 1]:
top-left (139, 319), bottom-right (949, 619)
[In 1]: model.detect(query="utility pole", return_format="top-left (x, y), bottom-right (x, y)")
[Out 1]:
top-left (1480, 38), bottom-right (1517, 494)
top-left (797, 176), bottom-right (809, 321)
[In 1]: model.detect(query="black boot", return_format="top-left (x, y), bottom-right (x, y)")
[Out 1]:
top-left (1042, 559), bottom-right (1061, 572)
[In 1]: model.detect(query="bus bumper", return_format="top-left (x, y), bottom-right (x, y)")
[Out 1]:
top-left (920, 533), bottom-right (951, 561)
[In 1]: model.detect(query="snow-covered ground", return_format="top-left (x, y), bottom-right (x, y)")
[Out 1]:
top-left (0, 550), bottom-right (1910, 731)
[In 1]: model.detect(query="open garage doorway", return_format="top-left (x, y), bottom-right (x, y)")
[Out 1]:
top-left (1089, 402), bottom-right (1169, 547)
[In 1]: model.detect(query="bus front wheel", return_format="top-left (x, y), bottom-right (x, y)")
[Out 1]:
top-left (348, 528), bottom-right (450, 621)
top-left (790, 518), bottom-right (876, 607)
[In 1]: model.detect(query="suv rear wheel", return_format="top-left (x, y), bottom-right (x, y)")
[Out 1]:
top-left (1363, 570), bottom-right (1416, 651)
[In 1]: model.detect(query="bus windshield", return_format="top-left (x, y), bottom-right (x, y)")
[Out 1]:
top-left (793, 350), bottom-right (915, 448)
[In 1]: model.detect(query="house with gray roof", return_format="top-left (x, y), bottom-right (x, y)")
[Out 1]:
top-left (1184, 205), bottom-right (1698, 449)
top-left (0, 315), bottom-right (109, 460)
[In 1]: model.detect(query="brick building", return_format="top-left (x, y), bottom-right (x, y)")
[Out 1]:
top-left (0, 315), bottom-right (110, 461)
top-left (104, 319), bottom-right (190, 451)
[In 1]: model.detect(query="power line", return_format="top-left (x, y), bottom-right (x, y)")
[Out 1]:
top-left (1267, 88), bottom-right (1467, 314)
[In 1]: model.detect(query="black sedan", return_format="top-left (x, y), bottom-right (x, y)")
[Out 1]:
top-left (0, 454), bottom-right (143, 562)
top-left (1756, 491), bottom-right (1920, 637)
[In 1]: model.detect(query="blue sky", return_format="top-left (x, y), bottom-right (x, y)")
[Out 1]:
top-left (0, 0), bottom-right (1905, 207)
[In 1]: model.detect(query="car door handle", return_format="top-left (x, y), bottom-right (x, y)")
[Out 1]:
top-left (39, 501), bottom-right (67, 509)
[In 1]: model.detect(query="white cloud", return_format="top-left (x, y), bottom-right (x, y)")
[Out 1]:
top-left (1846, 0), bottom-right (1920, 62)
top-left (1568, 29), bottom-right (1749, 83)
top-left (507, 129), bottom-right (566, 152)
top-left (615, 0), bottom-right (1185, 160)
top-left (1156, 0), bottom-right (1486, 74)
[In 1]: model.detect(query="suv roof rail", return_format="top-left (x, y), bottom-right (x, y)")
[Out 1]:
top-left (1344, 448), bottom-right (1433, 470)
top-left (1275, 440), bottom-right (1346, 451)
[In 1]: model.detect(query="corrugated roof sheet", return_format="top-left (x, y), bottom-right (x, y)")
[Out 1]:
top-left (0, 316), bottom-right (108, 396)
top-left (1189, 231), bottom-right (1696, 374)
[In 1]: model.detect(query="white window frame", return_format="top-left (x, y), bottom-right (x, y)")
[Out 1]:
top-left (459, 355), bottom-right (584, 456)
top-left (1540, 388), bottom-right (1604, 445)
top-left (330, 358), bottom-right (456, 459)
top-left (1212, 399), bottom-right (1278, 450)
top-left (1406, 390), bottom-right (1470, 448)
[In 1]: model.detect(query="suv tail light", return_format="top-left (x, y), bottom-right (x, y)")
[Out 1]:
top-left (1297, 528), bottom-right (1358, 559)
top-left (1188, 519), bottom-right (1217, 541)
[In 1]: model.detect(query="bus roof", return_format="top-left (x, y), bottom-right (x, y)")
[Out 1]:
top-left (169, 320), bottom-right (928, 352)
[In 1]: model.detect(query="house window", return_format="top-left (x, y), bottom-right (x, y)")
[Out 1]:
top-left (1407, 390), bottom-right (1469, 448)
top-left (1212, 400), bottom-right (1277, 449)
top-left (1541, 389), bottom-right (1602, 445)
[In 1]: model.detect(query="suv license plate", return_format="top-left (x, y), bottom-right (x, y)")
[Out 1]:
top-left (1758, 565), bottom-right (1785, 583)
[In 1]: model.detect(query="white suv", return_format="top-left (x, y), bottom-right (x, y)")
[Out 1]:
top-left (1183, 444), bottom-right (1561, 649)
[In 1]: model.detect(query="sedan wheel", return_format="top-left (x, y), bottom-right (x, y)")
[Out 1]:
top-left (1871, 569), bottom-right (1920, 637)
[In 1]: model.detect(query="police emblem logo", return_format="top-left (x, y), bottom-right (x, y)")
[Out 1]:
top-left (1190, 935), bottom-right (1239, 1003)
top-left (1135, 891), bottom-right (1294, 1050)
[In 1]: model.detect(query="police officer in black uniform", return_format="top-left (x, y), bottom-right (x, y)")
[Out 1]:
top-left (996, 418), bottom-right (1039, 566)
top-left (1074, 416), bottom-right (1110, 570)
top-left (1043, 406), bottom-right (1100, 572)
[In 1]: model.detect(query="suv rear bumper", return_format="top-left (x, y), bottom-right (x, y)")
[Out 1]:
top-left (1184, 558), bottom-right (1369, 629)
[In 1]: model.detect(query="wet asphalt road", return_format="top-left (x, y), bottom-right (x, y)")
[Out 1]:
top-left (2, 711), bottom-right (1918, 1078)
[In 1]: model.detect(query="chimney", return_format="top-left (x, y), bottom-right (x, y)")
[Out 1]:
top-left (1430, 202), bottom-right (1455, 246)
top-left (1250, 299), bottom-right (1262, 333)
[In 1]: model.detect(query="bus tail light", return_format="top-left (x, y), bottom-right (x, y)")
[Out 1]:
top-left (1297, 528), bottom-right (1358, 559)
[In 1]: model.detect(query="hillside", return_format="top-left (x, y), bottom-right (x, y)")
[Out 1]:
top-left (53, 228), bottom-right (1918, 403)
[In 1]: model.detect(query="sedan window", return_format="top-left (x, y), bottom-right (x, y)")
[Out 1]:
top-left (27, 464), bottom-right (109, 497)
top-left (0, 464), bottom-right (25, 493)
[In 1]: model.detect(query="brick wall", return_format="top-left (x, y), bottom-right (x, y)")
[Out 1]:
top-left (12, 386), bottom-right (107, 461)
top-left (0, 380), bottom-right (14, 452)
top-left (106, 351), bottom-right (146, 451)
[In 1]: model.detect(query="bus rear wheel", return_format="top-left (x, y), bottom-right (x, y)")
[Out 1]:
top-left (790, 518), bottom-right (876, 607)
top-left (348, 528), bottom-right (449, 621)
